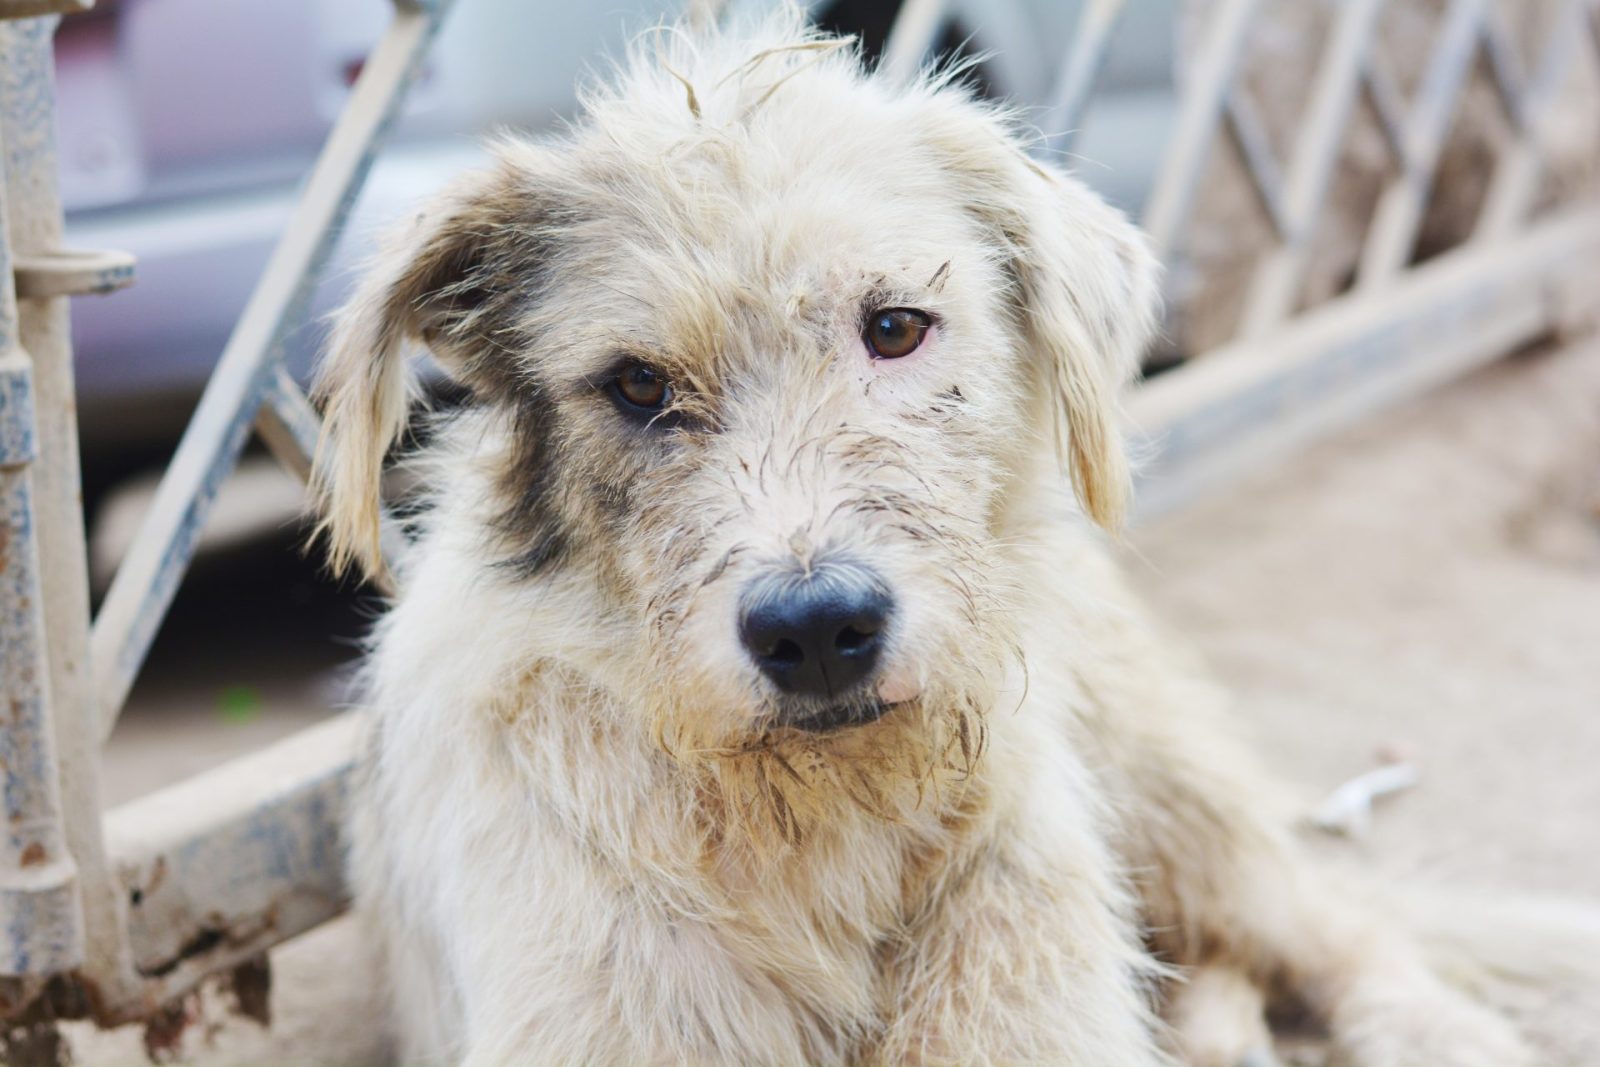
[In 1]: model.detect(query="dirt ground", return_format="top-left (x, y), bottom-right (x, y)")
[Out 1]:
top-left (67, 337), bottom-right (1600, 1065)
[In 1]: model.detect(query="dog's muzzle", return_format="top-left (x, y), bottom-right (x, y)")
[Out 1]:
top-left (738, 560), bottom-right (893, 729)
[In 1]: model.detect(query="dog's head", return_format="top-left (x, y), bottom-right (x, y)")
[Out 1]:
top-left (313, 17), bottom-right (1157, 840)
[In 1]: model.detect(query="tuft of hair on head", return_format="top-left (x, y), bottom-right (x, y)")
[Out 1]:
top-left (596, 3), bottom-right (860, 133)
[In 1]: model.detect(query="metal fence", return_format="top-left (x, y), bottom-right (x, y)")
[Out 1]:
top-left (2, 0), bottom-right (1597, 1051)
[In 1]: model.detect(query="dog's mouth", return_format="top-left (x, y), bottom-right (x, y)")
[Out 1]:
top-left (777, 699), bottom-right (912, 734)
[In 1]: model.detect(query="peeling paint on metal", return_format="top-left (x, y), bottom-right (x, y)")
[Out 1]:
top-left (0, 42), bottom-right (84, 973)
top-left (0, 360), bottom-right (84, 977)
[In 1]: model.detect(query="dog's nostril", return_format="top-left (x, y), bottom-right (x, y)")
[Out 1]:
top-left (835, 626), bottom-right (877, 655)
top-left (765, 638), bottom-right (804, 668)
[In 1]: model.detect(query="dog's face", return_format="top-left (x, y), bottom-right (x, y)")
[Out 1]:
top-left (314, 25), bottom-right (1157, 837)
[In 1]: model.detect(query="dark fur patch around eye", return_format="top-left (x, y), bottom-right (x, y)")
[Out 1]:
top-left (418, 252), bottom-right (572, 578)
top-left (482, 371), bottom-right (660, 578)
top-left (390, 180), bottom-right (597, 580)
top-left (491, 383), bottom-right (569, 578)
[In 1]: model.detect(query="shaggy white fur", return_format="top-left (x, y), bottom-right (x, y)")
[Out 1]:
top-left (311, 11), bottom-right (1540, 1065)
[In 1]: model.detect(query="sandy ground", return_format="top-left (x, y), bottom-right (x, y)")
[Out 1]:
top-left (66, 337), bottom-right (1600, 1064)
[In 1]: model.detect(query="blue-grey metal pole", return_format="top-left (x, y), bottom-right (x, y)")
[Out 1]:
top-left (2, 12), bottom-right (140, 1025)
top-left (0, 46), bottom-right (84, 981)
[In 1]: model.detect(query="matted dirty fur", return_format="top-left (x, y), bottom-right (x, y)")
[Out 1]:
top-left (311, 11), bottom-right (1551, 1065)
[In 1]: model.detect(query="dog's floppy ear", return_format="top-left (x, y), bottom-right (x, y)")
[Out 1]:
top-left (310, 152), bottom-right (544, 580)
top-left (1015, 167), bottom-right (1160, 532)
top-left (920, 102), bottom-right (1160, 530)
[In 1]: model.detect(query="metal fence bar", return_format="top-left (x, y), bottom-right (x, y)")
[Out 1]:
top-left (89, 0), bottom-right (449, 742)
top-left (1037, 0), bottom-right (1127, 153)
top-left (1478, 5), bottom-right (1528, 127)
top-left (1135, 202), bottom-right (1600, 517)
top-left (1362, 55), bottom-right (1411, 165)
top-left (1142, 0), bottom-right (1261, 260)
top-left (1474, 0), bottom-right (1598, 239)
top-left (1222, 89), bottom-right (1291, 238)
top-left (1238, 0), bottom-right (1387, 337)
top-left (103, 715), bottom-right (361, 1014)
top-left (1, 13), bottom-right (137, 1020)
top-left (0, 79), bottom-right (83, 983)
top-left (879, 0), bottom-right (946, 83)
top-left (2, 12), bottom-right (148, 1036)
top-left (255, 365), bottom-right (323, 485)
top-left (1357, 0), bottom-right (1489, 287)
top-left (3, 17), bottom-right (142, 1034)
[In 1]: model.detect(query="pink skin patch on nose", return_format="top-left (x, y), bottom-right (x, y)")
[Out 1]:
top-left (877, 673), bottom-right (921, 706)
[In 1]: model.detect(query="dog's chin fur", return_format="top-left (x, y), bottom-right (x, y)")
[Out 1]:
top-left (657, 687), bottom-right (997, 853)
top-left (313, 10), bottom-right (1570, 1066)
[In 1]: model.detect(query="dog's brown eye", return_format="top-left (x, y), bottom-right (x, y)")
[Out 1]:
top-left (613, 363), bottom-right (672, 412)
top-left (864, 308), bottom-right (931, 359)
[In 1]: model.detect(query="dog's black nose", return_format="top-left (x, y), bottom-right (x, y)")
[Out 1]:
top-left (739, 565), bottom-right (892, 700)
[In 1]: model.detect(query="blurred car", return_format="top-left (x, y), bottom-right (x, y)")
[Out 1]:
top-left (56, 0), bottom-right (1179, 444)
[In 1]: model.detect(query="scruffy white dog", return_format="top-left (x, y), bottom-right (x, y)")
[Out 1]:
top-left (312, 14), bottom-right (1538, 1066)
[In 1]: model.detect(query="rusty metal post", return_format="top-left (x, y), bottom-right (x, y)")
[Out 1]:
top-left (1, 12), bottom-right (140, 1046)
top-left (0, 23), bottom-right (85, 994)
top-left (0, 293), bottom-right (82, 989)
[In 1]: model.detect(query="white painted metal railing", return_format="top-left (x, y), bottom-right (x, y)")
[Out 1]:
top-left (2, 0), bottom-right (1597, 1050)
top-left (1129, 0), bottom-right (1600, 512)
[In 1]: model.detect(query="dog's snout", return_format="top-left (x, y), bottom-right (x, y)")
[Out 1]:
top-left (739, 565), bottom-right (892, 701)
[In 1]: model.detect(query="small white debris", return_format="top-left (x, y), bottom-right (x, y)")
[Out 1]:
top-left (1308, 761), bottom-right (1420, 837)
